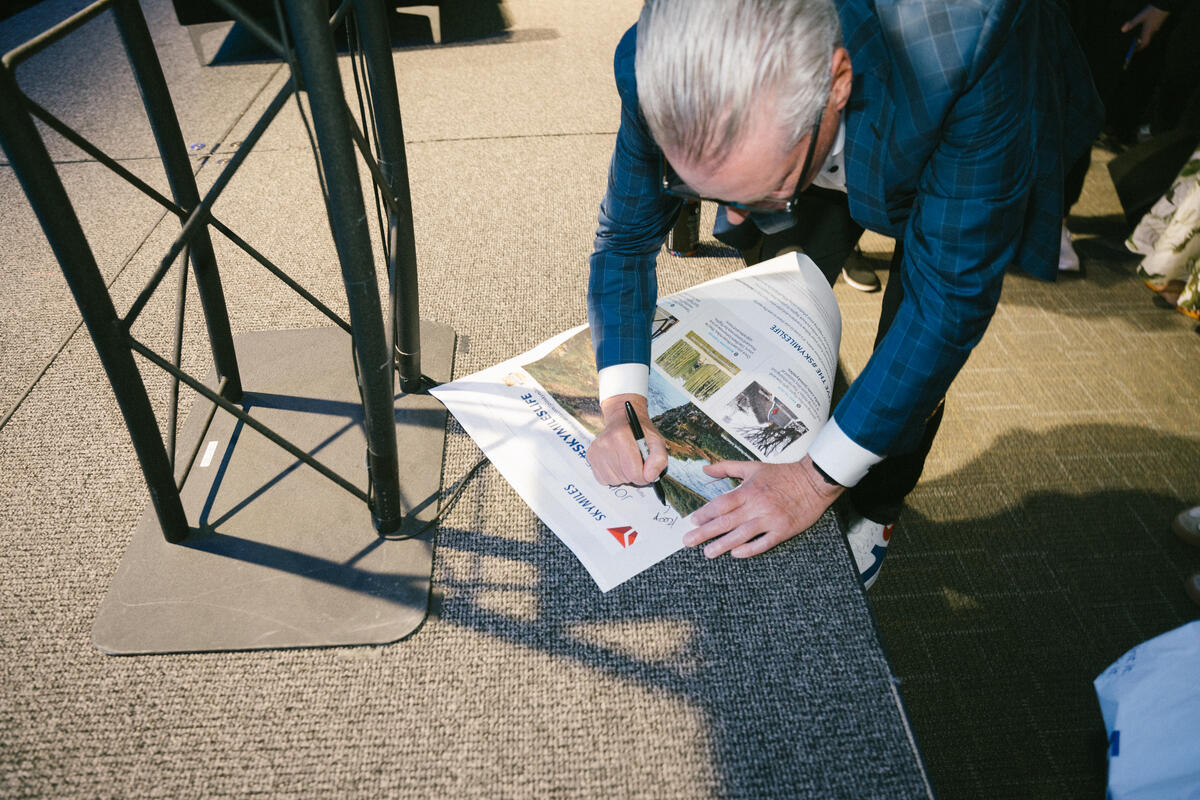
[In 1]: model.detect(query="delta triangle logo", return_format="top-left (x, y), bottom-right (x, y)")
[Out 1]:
top-left (608, 525), bottom-right (638, 548)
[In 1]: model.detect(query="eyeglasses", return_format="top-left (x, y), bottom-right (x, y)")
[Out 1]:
top-left (659, 107), bottom-right (825, 215)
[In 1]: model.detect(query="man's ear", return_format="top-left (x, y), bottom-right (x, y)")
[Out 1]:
top-left (830, 47), bottom-right (853, 112)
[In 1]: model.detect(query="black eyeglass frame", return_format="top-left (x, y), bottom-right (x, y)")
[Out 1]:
top-left (659, 106), bottom-right (825, 215)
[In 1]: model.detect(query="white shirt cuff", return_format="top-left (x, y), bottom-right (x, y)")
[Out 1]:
top-left (597, 363), bottom-right (650, 402)
top-left (807, 417), bottom-right (883, 487)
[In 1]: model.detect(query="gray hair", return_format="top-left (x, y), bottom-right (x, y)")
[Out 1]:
top-left (635, 0), bottom-right (841, 166)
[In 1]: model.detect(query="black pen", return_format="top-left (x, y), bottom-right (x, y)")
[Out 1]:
top-left (624, 400), bottom-right (667, 506)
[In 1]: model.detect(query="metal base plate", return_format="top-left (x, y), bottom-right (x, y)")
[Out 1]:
top-left (92, 322), bottom-right (455, 655)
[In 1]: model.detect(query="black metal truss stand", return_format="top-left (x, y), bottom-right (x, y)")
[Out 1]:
top-left (0, 0), bottom-right (455, 653)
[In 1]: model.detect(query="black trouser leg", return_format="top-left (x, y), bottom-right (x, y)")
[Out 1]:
top-left (846, 241), bottom-right (945, 524)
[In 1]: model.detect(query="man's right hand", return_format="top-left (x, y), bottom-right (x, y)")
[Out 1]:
top-left (1122, 4), bottom-right (1171, 50)
top-left (587, 393), bottom-right (669, 486)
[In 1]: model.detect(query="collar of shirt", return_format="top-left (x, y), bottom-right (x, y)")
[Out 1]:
top-left (809, 117), bottom-right (847, 193)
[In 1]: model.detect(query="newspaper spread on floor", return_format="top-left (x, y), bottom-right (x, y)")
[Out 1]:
top-left (430, 252), bottom-right (841, 591)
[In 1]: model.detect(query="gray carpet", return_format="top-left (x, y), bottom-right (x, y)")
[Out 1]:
top-left (2, 0), bottom-right (1198, 798)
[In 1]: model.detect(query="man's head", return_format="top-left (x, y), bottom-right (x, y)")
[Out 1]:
top-left (635, 0), bottom-right (849, 211)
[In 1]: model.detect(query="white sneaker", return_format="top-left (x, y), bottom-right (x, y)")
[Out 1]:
top-left (846, 512), bottom-right (894, 590)
top-left (1059, 223), bottom-right (1080, 272)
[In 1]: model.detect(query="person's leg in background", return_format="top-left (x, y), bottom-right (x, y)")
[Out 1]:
top-left (1060, 148), bottom-right (1091, 273)
top-left (841, 252), bottom-right (883, 292)
top-left (1150, 0), bottom-right (1200, 137)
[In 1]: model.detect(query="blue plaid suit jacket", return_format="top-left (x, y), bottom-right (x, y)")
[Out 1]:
top-left (587, 0), bottom-right (1102, 457)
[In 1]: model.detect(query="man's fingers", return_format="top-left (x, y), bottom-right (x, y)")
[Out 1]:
top-left (642, 431), bottom-right (669, 483)
top-left (685, 511), bottom-right (731, 543)
top-left (688, 488), bottom-right (744, 529)
top-left (594, 457), bottom-right (633, 487)
top-left (686, 496), bottom-right (750, 546)
top-left (1121, 11), bottom-right (1144, 31)
top-left (590, 461), bottom-right (612, 485)
top-left (622, 439), bottom-right (650, 483)
top-left (731, 530), bottom-right (785, 558)
top-left (702, 459), bottom-right (756, 480)
top-left (587, 429), bottom-right (647, 486)
top-left (701, 521), bottom-right (765, 559)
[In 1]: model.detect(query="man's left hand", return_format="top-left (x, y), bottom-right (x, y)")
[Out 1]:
top-left (685, 455), bottom-right (844, 558)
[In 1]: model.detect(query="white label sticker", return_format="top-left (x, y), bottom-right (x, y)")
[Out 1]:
top-left (199, 441), bottom-right (219, 468)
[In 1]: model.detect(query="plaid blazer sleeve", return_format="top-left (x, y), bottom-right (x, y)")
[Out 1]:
top-left (587, 25), bottom-right (680, 372)
top-left (835, 0), bottom-right (1039, 456)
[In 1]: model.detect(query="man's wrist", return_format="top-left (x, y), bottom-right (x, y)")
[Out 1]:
top-left (600, 392), bottom-right (646, 425)
top-left (597, 363), bottom-right (650, 402)
top-left (799, 456), bottom-right (845, 501)
top-left (806, 417), bottom-right (883, 488)
top-left (810, 459), bottom-right (843, 488)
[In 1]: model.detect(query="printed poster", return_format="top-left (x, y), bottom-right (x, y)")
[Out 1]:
top-left (430, 253), bottom-right (841, 591)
